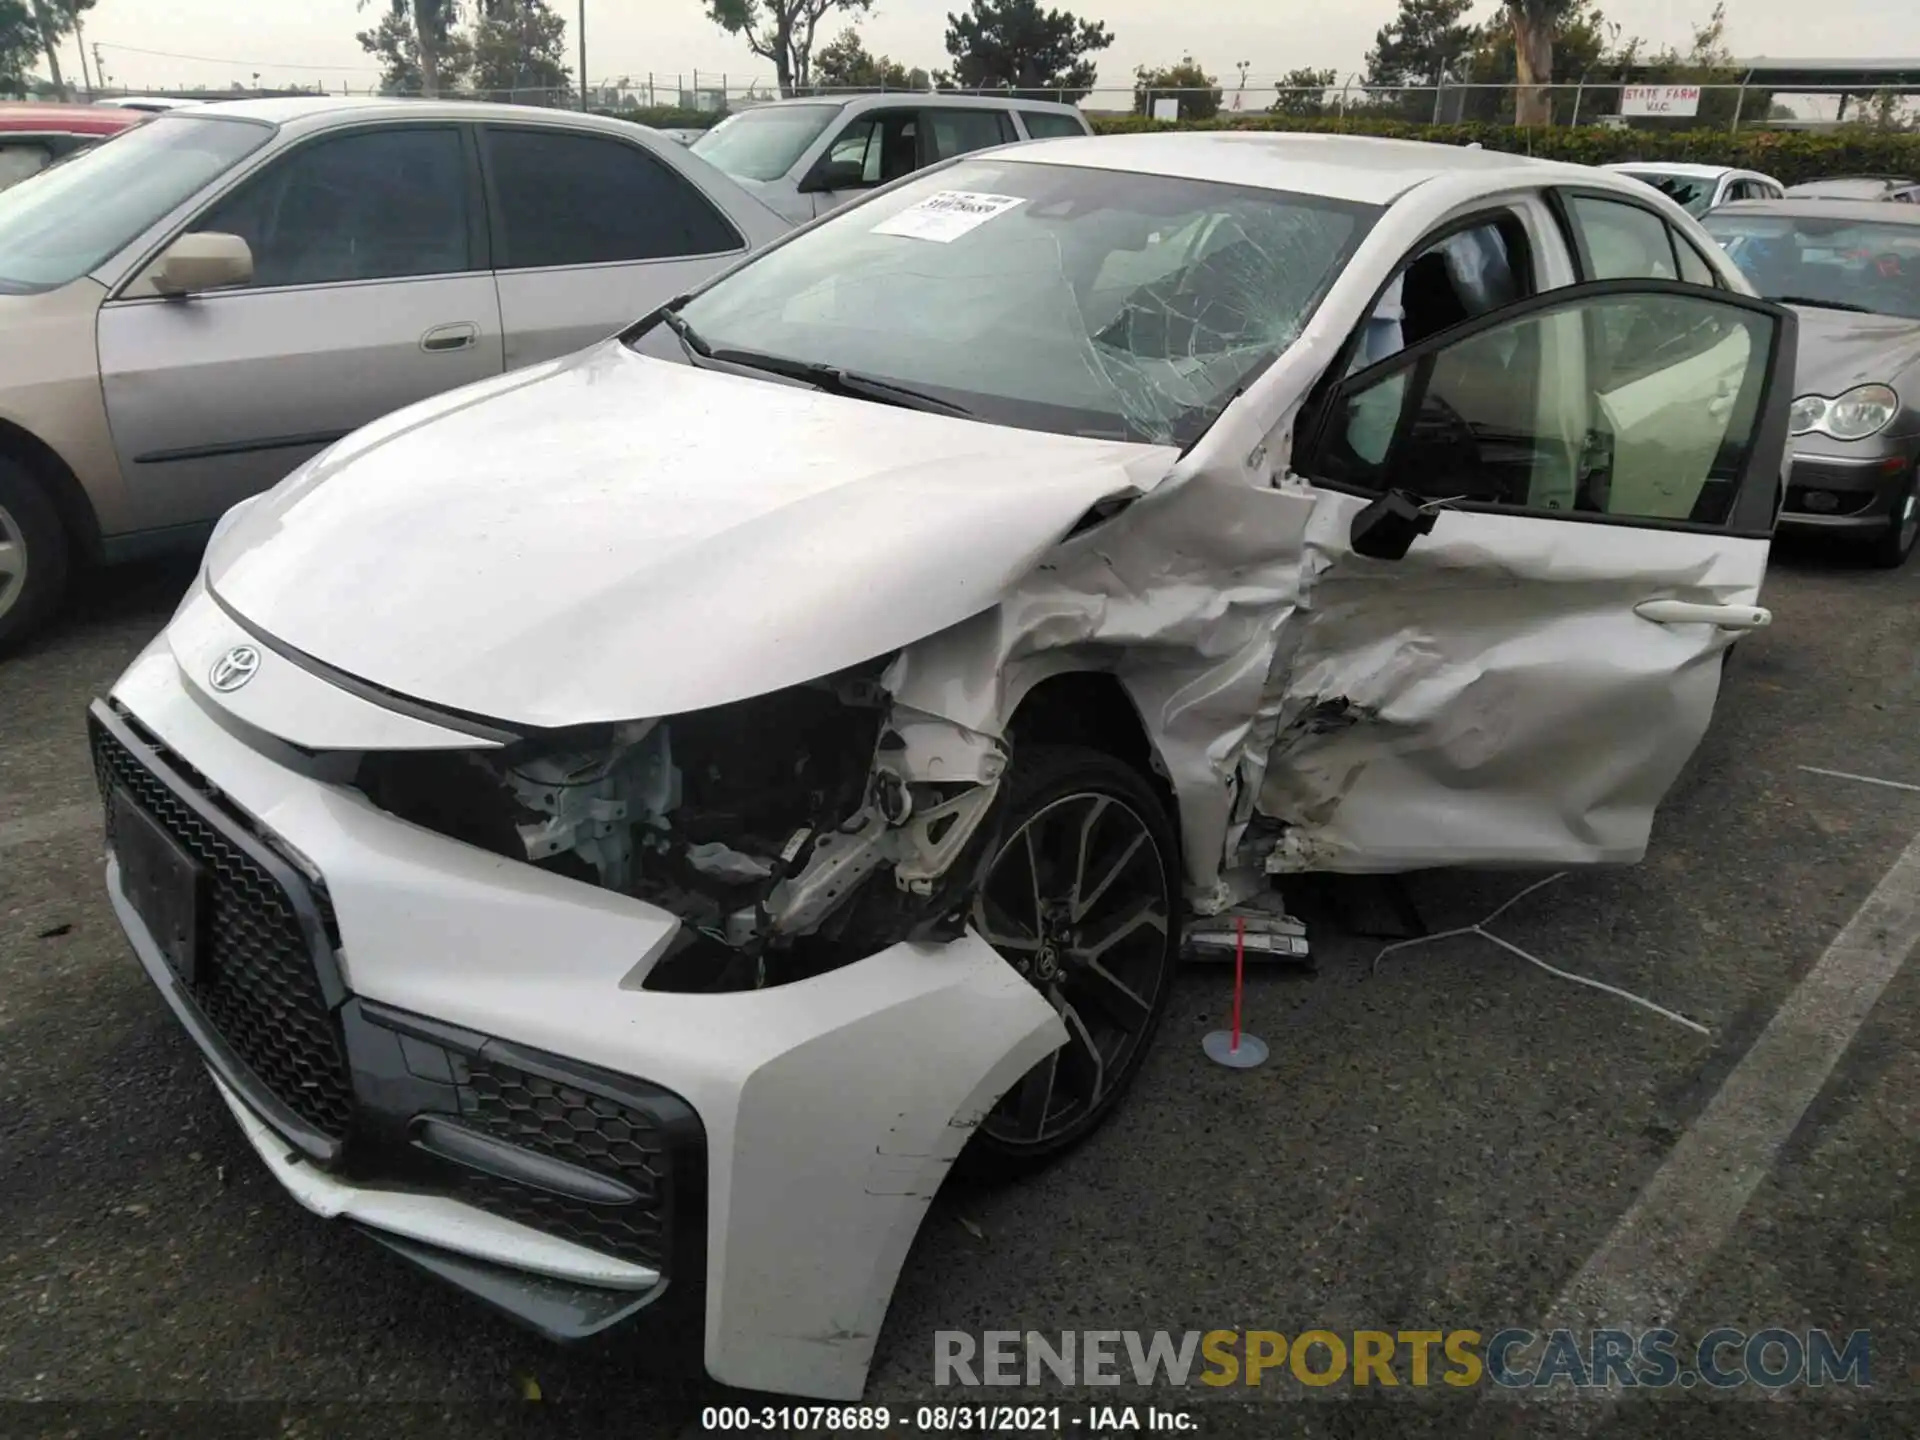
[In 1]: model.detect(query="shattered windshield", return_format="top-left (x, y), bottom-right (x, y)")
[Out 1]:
top-left (666, 159), bottom-right (1377, 445)
top-left (1704, 213), bottom-right (1920, 320)
top-left (1618, 170), bottom-right (1713, 216)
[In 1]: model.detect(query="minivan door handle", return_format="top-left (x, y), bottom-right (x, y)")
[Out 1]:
top-left (420, 322), bottom-right (479, 354)
top-left (1634, 599), bottom-right (1772, 630)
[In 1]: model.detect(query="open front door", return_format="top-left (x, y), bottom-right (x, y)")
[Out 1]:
top-left (1259, 280), bottom-right (1796, 873)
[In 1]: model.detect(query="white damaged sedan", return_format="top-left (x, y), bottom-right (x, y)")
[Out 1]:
top-left (94, 132), bottom-right (1795, 1398)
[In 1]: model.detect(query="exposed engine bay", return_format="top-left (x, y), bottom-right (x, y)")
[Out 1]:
top-left (354, 660), bottom-right (1009, 991)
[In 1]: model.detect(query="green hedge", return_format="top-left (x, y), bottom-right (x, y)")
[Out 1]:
top-left (1089, 113), bottom-right (1920, 185)
top-left (591, 106), bottom-right (724, 130)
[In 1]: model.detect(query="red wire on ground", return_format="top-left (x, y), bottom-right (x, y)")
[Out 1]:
top-left (1232, 915), bottom-right (1245, 1051)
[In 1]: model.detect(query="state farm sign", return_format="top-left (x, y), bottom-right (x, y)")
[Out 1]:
top-left (1621, 84), bottom-right (1702, 117)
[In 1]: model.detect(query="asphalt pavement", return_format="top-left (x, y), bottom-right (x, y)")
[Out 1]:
top-left (4, 537), bottom-right (1920, 1439)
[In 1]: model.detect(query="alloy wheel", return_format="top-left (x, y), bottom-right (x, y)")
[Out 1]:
top-left (971, 792), bottom-right (1173, 1150)
top-left (0, 500), bottom-right (25, 623)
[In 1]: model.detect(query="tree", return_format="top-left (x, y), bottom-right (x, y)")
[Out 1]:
top-left (0, 1), bottom-right (41, 96)
top-left (24, 0), bottom-right (92, 100)
top-left (1133, 55), bottom-right (1219, 121)
top-left (811, 27), bottom-right (928, 92)
top-left (704, 0), bottom-right (873, 96)
top-left (1364, 0), bottom-right (1475, 91)
top-left (1456, 0), bottom-right (1612, 123)
top-left (357, 1), bottom-right (570, 100)
top-left (1506, 0), bottom-right (1579, 125)
top-left (470, 0), bottom-right (570, 100)
top-left (1271, 66), bottom-right (1338, 117)
top-left (939, 0), bottom-right (1113, 103)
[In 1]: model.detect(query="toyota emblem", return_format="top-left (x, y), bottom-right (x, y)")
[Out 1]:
top-left (208, 644), bottom-right (260, 693)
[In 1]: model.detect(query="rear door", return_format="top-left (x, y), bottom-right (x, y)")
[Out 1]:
top-left (1264, 278), bottom-right (1795, 872)
top-left (479, 123), bottom-right (767, 369)
top-left (97, 122), bottom-right (502, 533)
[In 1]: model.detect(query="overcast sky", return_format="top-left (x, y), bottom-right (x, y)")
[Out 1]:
top-left (64, 0), bottom-right (1915, 95)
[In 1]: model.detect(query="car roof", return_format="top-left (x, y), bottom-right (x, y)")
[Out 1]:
top-left (995, 129), bottom-right (1598, 206)
top-left (174, 94), bottom-right (686, 135)
top-left (1603, 161), bottom-right (1738, 179)
top-left (0, 101), bottom-right (144, 134)
top-left (1707, 197), bottom-right (1920, 225)
top-left (737, 93), bottom-right (1083, 115)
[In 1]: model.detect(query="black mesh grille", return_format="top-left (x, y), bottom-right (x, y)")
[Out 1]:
top-left (93, 721), bottom-right (355, 1142)
top-left (454, 1058), bottom-right (669, 1268)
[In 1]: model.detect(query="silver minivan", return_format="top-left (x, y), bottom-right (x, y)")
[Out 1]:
top-left (0, 96), bottom-right (792, 650)
top-left (690, 94), bottom-right (1093, 225)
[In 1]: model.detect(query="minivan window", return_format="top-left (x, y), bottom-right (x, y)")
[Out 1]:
top-left (691, 103), bottom-right (841, 182)
top-left (1019, 110), bottom-right (1090, 140)
top-left (669, 159), bottom-right (1376, 447)
top-left (925, 108), bottom-right (1014, 160)
top-left (0, 115), bottom-right (270, 293)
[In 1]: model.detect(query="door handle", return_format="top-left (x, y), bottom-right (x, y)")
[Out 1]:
top-left (1634, 599), bottom-right (1772, 630)
top-left (420, 322), bottom-right (479, 354)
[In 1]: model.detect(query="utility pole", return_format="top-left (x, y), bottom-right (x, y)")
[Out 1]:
top-left (92, 40), bottom-right (105, 92)
top-left (578, 0), bottom-right (588, 109)
top-left (72, 3), bottom-right (94, 96)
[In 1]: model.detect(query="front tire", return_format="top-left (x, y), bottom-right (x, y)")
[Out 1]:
top-left (1868, 464), bottom-right (1920, 569)
top-left (961, 745), bottom-right (1180, 1178)
top-left (0, 457), bottom-right (69, 655)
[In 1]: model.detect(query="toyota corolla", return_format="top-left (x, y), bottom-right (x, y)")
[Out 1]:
top-left (93, 133), bottom-right (1796, 1399)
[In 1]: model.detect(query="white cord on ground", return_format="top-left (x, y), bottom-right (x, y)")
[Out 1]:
top-left (1371, 872), bottom-right (1710, 1036)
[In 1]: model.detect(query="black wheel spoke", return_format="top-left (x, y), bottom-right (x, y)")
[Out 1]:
top-left (1070, 892), bottom-right (1168, 964)
top-left (1013, 1046), bottom-right (1059, 1140)
top-left (1068, 955), bottom-right (1153, 1033)
top-left (978, 782), bottom-right (1170, 1153)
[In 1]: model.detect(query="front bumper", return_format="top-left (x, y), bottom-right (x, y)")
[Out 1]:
top-left (1776, 444), bottom-right (1918, 534)
top-left (95, 626), bottom-right (1064, 1399)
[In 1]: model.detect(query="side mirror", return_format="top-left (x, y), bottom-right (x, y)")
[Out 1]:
top-left (150, 232), bottom-right (253, 297)
top-left (800, 158), bottom-right (865, 194)
top-left (1349, 489), bottom-right (1437, 562)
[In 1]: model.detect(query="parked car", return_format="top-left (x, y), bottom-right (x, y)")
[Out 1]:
top-left (93, 96), bottom-right (204, 113)
top-left (0, 100), bottom-right (143, 191)
top-left (650, 125), bottom-right (706, 146)
top-left (1603, 160), bottom-right (1784, 215)
top-left (689, 92), bottom-right (1092, 224)
top-left (1784, 175), bottom-right (1920, 203)
top-left (94, 131), bottom-right (1796, 1399)
top-left (0, 96), bottom-right (790, 651)
top-left (1704, 197), bottom-right (1920, 564)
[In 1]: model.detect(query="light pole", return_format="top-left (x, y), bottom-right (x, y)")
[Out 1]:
top-left (578, 0), bottom-right (588, 109)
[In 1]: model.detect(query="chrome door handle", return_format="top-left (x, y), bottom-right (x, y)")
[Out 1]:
top-left (1634, 599), bottom-right (1772, 630)
top-left (421, 322), bottom-right (479, 354)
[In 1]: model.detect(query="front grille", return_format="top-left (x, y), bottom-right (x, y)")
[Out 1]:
top-left (452, 1057), bottom-right (669, 1268)
top-left (93, 720), bottom-right (355, 1142)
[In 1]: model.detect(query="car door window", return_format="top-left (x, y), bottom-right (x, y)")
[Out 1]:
top-left (1564, 194), bottom-right (1683, 281)
top-left (0, 141), bottom-right (52, 191)
top-left (1673, 232), bottom-right (1718, 286)
top-left (923, 108), bottom-right (1014, 161)
top-left (1350, 215), bottom-right (1528, 376)
top-left (1307, 287), bottom-right (1779, 526)
top-left (484, 127), bottom-right (742, 270)
top-left (195, 127), bottom-right (471, 289)
top-left (1019, 110), bottom-right (1089, 139)
top-left (819, 111), bottom-right (919, 188)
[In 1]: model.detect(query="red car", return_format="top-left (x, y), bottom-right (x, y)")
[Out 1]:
top-left (0, 101), bottom-right (144, 190)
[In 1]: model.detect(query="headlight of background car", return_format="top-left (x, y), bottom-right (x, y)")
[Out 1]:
top-left (1792, 384), bottom-right (1900, 441)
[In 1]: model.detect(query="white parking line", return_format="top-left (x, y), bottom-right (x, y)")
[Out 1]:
top-left (1517, 820), bottom-right (1920, 1422)
top-left (1801, 764), bottom-right (1920, 795)
top-left (0, 802), bottom-right (99, 852)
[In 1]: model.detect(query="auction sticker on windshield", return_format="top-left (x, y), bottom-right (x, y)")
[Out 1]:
top-left (872, 190), bottom-right (1025, 243)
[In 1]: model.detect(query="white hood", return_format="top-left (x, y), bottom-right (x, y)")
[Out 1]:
top-left (207, 342), bottom-right (1173, 729)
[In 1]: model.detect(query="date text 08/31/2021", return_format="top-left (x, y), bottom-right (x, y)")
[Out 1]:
top-left (700, 1406), bottom-right (1197, 1433)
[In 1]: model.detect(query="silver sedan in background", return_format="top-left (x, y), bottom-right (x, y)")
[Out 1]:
top-left (0, 96), bottom-right (792, 651)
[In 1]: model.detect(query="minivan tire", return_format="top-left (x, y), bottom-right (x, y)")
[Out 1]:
top-left (0, 457), bottom-right (70, 656)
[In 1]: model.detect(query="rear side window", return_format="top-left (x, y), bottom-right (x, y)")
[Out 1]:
top-left (484, 128), bottom-right (742, 270)
top-left (1565, 194), bottom-right (1694, 281)
top-left (0, 141), bottom-right (52, 191)
top-left (923, 108), bottom-right (1015, 161)
top-left (1019, 110), bottom-right (1089, 140)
